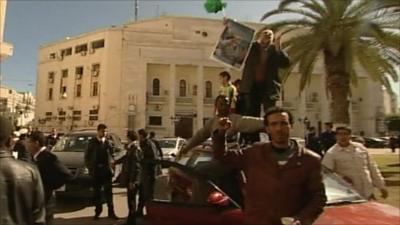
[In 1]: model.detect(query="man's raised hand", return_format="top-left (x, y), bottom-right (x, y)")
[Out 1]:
top-left (218, 117), bottom-right (232, 133)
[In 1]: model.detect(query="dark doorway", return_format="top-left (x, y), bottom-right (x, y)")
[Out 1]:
top-left (175, 117), bottom-right (193, 138)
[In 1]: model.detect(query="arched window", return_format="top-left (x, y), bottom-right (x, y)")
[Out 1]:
top-left (152, 78), bottom-right (160, 96)
top-left (205, 81), bottom-right (212, 98)
top-left (179, 80), bottom-right (186, 97)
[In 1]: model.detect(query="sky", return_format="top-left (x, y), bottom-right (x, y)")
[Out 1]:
top-left (1, 0), bottom-right (399, 100)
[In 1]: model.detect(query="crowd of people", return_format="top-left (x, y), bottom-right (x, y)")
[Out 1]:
top-left (0, 24), bottom-right (395, 225)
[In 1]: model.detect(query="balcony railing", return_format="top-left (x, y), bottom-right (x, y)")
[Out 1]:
top-left (176, 97), bottom-right (193, 104)
top-left (148, 95), bottom-right (167, 103)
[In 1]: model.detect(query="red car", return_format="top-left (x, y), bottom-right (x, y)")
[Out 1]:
top-left (146, 146), bottom-right (400, 225)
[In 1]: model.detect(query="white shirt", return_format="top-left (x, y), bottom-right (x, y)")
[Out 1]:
top-left (33, 146), bottom-right (47, 161)
top-left (322, 141), bottom-right (386, 198)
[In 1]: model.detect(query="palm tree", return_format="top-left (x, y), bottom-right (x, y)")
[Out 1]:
top-left (261, 0), bottom-right (400, 124)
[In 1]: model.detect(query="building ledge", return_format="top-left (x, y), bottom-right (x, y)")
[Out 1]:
top-left (0, 42), bottom-right (13, 60)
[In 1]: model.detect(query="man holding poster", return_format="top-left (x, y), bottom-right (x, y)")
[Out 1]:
top-left (240, 28), bottom-right (290, 143)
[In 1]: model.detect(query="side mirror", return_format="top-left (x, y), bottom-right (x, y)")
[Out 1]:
top-left (207, 191), bottom-right (229, 207)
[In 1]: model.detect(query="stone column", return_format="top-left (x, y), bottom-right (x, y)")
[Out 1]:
top-left (169, 64), bottom-right (176, 136)
top-left (196, 65), bottom-right (204, 130)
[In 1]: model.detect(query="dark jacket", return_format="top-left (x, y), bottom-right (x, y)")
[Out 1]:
top-left (306, 132), bottom-right (322, 156)
top-left (35, 149), bottom-right (73, 199)
top-left (116, 142), bottom-right (142, 187)
top-left (0, 149), bottom-right (46, 225)
top-left (139, 138), bottom-right (159, 178)
top-left (320, 131), bottom-right (336, 151)
top-left (240, 42), bottom-right (290, 98)
top-left (212, 131), bottom-right (326, 225)
top-left (14, 139), bottom-right (32, 163)
top-left (46, 134), bottom-right (58, 147)
top-left (84, 137), bottom-right (114, 178)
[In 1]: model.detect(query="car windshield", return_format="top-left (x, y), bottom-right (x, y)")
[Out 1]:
top-left (159, 140), bottom-right (177, 149)
top-left (323, 167), bottom-right (364, 204)
top-left (53, 135), bottom-right (93, 152)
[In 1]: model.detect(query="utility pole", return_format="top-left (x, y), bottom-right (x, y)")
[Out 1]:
top-left (134, 0), bottom-right (139, 21)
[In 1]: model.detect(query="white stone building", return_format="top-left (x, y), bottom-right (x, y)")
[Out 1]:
top-left (0, 86), bottom-right (35, 127)
top-left (35, 16), bottom-right (396, 138)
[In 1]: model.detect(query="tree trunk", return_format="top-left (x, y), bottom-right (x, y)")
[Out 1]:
top-left (323, 48), bottom-right (350, 124)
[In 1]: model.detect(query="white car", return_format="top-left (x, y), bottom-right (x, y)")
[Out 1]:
top-left (158, 137), bottom-right (186, 161)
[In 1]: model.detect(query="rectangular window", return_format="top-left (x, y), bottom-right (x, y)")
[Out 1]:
top-left (89, 115), bottom-right (98, 121)
top-left (149, 116), bottom-right (162, 126)
top-left (48, 72), bottom-right (55, 83)
top-left (45, 112), bottom-right (52, 116)
top-left (89, 109), bottom-right (99, 115)
top-left (92, 82), bottom-right (99, 96)
top-left (75, 66), bottom-right (83, 79)
top-left (75, 44), bottom-right (88, 53)
top-left (91, 39), bottom-right (105, 49)
top-left (61, 47), bottom-right (72, 57)
top-left (48, 88), bottom-right (53, 100)
top-left (73, 116), bottom-right (81, 121)
top-left (73, 110), bottom-right (81, 121)
top-left (49, 53), bottom-right (56, 59)
top-left (61, 69), bottom-right (68, 78)
top-left (58, 111), bottom-right (66, 116)
top-left (92, 63), bottom-right (100, 76)
top-left (60, 86), bottom-right (67, 95)
top-left (76, 84), bottom-right (82, 97)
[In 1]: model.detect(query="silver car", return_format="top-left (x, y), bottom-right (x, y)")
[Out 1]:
top-left (158, 137), bottom-right (186, 161)
top-left (52, 130), bottom-right (125, 196)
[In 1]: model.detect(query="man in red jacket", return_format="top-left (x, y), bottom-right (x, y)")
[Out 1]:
top-left (212, 107), bottom-right (326, 225)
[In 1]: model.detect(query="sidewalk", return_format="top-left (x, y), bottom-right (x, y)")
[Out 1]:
top-left (367, 148), bottom-right (400, 155)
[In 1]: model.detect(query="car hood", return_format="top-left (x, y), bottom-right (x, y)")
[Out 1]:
top-left (162, 148), bottom-right (177, 154)
top-left (53, 151), bottom-right (84, 168)
top-left (315, 201), bottom-right (400, 224)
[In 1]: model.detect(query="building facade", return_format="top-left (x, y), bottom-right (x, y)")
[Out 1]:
top-left (0, 86), bottom-right (35, 127)
top-left (35, 16), bottom-right (396, 138)
top-left (0, 0), bottom-right (13, 60)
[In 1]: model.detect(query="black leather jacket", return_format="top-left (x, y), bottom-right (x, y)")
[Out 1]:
top-left (0, 149), bottom-right (46, 225)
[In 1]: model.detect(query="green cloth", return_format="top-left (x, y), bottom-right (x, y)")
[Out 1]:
top-left (204, 0), bottom-right (227, 13)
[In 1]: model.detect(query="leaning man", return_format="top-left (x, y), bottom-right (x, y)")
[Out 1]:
top-left (322, 126), bottom-right (388, 200)
top-left (213, 107), bottom-right (326, 225)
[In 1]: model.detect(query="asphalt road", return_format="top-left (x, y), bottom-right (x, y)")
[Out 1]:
top-left (54, 187), bottom-right (130, 225)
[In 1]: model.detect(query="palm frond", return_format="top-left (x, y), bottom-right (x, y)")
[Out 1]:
top-left (261, 8), bottom-right (321, 22)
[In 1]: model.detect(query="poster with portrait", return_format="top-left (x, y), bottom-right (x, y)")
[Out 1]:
top-left (211, 19), bottom-right (255, 70)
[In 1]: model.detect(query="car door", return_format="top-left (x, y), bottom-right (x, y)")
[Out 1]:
top-left (146, 160), bottom-right (243, 225)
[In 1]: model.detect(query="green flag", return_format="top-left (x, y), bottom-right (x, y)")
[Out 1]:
top-left (204, 0), bottom-right (227, 14)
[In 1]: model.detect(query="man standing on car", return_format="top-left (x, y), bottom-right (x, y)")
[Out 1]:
top-left (0, 116), bottom-right (46, 225)
top-left (239, 28), bottom-right (290, 144)
top-left (26, 131), bottom-right (72, 225)
top-left (179, 95), bottom-right (264, 156)
top-left (213, 107), bottom-right (326, 225)
top-left (322, 126), bottom-right (388, 200)
top-left (136, 129), bottom-right (159, 217)
top-left (84, 124), bottom-right (119, 220)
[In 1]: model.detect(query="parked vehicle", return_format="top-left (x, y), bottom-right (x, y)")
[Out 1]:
top-left (52, 130), bottom-right (126, 196)
top-left (146, 145), bottom-right (400, 225)
top-left (364, 137), bottom-right (386, 148)
top-left (158, 137), bottom-right (186, 161)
